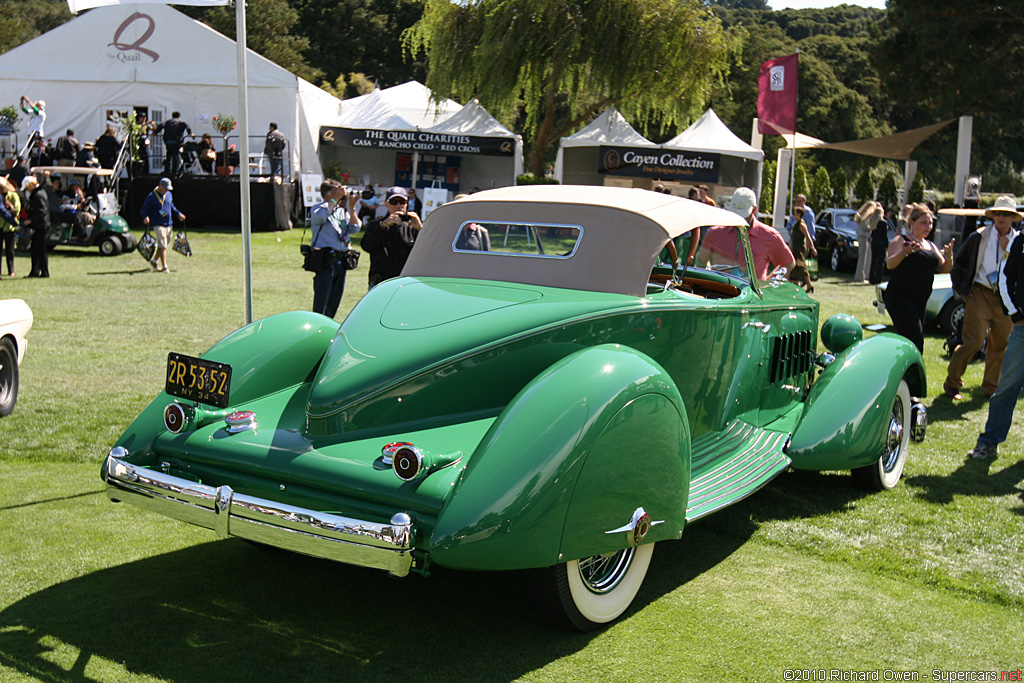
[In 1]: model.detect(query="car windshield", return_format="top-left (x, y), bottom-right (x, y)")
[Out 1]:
top-left (691, 225), bottom-right (751, 282)
top-left (452, 221), bottom-right (582, 258)
top-left (834, 213), bottom-right (857, 231)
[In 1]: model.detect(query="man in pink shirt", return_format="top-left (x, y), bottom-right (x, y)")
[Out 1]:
top-left (696, 187), bottom-right (795, 281)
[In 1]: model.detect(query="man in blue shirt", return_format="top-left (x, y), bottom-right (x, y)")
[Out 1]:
top-left (140, 177), bottom-right (185, 273)
top-left (310, 179), bottom-right (359, 318)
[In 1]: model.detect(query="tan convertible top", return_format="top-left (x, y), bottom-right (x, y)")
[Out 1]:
top-left (402, 185), bottom-right (747, 297)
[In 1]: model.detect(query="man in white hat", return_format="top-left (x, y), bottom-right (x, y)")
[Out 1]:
top-left (968, 211), bottom-right (1024, 459)
top-left (943, 195), bottom-right (1020, 400)
top-left (696, 187), bottom-right (794, 281)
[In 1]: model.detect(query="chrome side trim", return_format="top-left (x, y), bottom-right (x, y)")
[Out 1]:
top-left (103, 454), bottom-right (414, 577)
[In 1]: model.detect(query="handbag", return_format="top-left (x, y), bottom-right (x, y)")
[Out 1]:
top-left (301, 244), bottom-right (331, 273)
top-left (173, 230), bottom-right (192, 257)
top-left (807, 256), bottom-right (818, 281)
top-left (137, 230), bottom-right (157, 263)
top-left (342, 248), bottom-right (360, 270)
top-left (300, 220), bottom-right (333, 273)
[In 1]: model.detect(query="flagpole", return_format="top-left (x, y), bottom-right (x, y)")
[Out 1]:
top-left (235, 0), bottom-right (253, 325)
top-left (788, 49), bottom-right (799, 222)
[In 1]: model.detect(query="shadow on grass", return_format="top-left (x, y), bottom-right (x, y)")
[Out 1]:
top-left (905, 455), bottom-right (1024, 510)
top-left (0, 472), bottom-right (865, 683)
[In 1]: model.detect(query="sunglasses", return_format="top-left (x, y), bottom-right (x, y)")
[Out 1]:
top-left (387, 197), bottom-right (407, 205)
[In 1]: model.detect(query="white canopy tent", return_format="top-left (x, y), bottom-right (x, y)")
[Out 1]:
top-left (0, 3), bottom-right (342, 177)
top-left (555, 108), bottom-right (763, 200)
top-left (662, 109), bottom-right (764, 199)
top-left (554, 108), bottom-right (658, 185)
top-left (319, 81), bottom-right (522, 196)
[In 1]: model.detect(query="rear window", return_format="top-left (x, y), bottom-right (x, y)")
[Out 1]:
top-left (452, 221), bottom-right (582, 259)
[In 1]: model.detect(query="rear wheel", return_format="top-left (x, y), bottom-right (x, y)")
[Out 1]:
top-left (0, 337), bottom-right (19, 417)
top-left (528, 543), bottom-right (654, 632)
top-left (99, 235), bottom-right (122, 256)
top-left (852, 379), bottom-right (910, 491)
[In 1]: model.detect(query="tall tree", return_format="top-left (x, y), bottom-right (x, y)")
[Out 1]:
top-left (406, 0), bottom-right (735, 176)
top-left (875, 0), bottom-right (1024, 187)
top-left (189, 0), bottom-right (321, 83)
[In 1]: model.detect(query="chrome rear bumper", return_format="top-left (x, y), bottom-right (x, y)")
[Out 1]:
top-left (102, 451), bottom-right (415, 577)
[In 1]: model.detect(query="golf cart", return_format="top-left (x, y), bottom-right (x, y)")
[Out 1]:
top-left (20, 167), bottom-right (137, 256)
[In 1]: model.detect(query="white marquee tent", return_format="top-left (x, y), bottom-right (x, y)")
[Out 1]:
top-left (0, 3), bottom-right (342, 177)
top-left (319, 81), bottom-right (522, 194)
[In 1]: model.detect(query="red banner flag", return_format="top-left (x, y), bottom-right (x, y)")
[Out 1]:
top-left (757, 53), bottom-right (798, 135)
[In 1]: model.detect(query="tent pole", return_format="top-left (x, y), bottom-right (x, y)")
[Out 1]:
top-left (236, 0), bottom-right (253, 325)
top-left (412, 151), bottom-right (419, 193)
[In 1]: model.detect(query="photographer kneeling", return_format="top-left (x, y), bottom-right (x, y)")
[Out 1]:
top-left (361, 186), bottom-right (421, 288)
top-left (310, 179), bottom-right (359, 318)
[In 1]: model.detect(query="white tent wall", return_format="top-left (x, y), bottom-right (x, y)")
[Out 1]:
top-left (0, 4), bottom-right (341, 176)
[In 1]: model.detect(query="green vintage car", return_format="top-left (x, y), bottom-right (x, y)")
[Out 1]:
top-left (102, 186), bottom-right (927, 631)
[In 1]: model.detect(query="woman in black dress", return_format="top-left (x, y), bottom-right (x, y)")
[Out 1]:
top-left (883, 203), bottom-right (954, 352)
top-left (787, 206), bottom-right (818, 292)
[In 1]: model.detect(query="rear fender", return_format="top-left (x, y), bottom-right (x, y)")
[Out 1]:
top-left (788, 332), bottom-right (924, 471)
top-left (429, 344), bottom-right (688, 571)
top-left (113, 311), bottom-right (339, 457)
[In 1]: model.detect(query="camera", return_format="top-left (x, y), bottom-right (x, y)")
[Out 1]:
top-left (399, 213), bottom-right (412, 221)
top-left (361, 190), bottom-right (374, 200)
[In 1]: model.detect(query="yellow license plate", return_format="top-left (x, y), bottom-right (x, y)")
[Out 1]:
top-left (165, 353), bottom-right (232, 408)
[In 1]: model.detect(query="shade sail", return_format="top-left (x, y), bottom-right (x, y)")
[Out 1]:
top-left (787, 119), bottom-right (956, 160)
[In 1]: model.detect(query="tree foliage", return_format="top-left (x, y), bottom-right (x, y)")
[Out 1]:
top-left (832, 167), bottom-right (849, 208)
top-left (808, 166), bottom-right (831, 214)
top-left (406, 0), bottom-right (736, 175)
top-left (187, 0), bottom-right (321, 82)
top-left (877, 173), bottom-right (899, 210)
top-left (0, 0), bottom-right (73, 54)
top-left (854, 169), bottom-right (874, 204)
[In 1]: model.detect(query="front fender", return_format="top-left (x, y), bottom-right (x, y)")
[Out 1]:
top-left (788, 332), bottom-right (924, 471)
top-left (428, 344), bottom-right (688, 571)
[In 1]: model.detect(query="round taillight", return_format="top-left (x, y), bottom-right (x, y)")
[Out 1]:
top-left (393, 446), bottom-right (424, 481)
top-left (164, 403), bottom-right (189, 433)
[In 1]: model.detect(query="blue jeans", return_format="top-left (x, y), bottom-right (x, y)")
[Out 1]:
top-left (977, 323), bottom-right (1024, 448)
top-left (312, 253), bottom-right (347, 319)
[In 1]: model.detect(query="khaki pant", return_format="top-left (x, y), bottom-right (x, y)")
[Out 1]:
top-left (945, 286), bottom-right (1013, 395)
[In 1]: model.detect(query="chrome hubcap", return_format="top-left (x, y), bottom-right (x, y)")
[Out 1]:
top-left (577, 547), bottom-right (635, 595)
top-left (882, 395), bottom-right (905, 473)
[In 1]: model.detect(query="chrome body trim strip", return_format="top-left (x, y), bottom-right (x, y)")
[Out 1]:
top-left (103, 454), bottom-right (414, 576)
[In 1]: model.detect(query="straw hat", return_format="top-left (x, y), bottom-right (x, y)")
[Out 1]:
top-left (984, 195), bottom-right (1022, 221)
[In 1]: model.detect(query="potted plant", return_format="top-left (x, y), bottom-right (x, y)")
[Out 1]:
top-left (211, 113), bottom-right (237, 178)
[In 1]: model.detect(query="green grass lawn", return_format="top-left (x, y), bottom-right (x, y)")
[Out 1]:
top-left (1, 233), bottom-right (1021, 682)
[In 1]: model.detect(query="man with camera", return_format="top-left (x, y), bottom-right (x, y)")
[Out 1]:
top-left (361, 186), bottom-right (422, 288)
top-left (310, 178), bottom-right (359, 318)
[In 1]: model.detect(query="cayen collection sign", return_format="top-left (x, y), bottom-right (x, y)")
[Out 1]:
top-left (599, 145), bottom-right (720, 183)
top-left (320, 127), bottom-right (515, 157)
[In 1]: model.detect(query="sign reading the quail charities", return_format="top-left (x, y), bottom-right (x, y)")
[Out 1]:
top-left (319, 127), bottom-right (515, 157)
top-left (599, 145), bottom-right (720, 183)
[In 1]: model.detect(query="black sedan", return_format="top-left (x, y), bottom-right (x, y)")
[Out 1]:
top-left (813, 208), bottom-right (896, 272)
